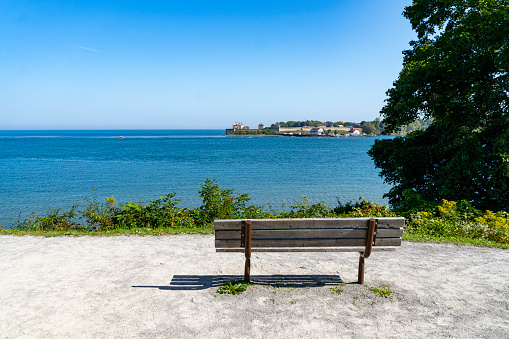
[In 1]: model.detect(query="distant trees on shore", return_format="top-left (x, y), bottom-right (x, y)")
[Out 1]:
top-left (267, 118), bottom-right (431, 136)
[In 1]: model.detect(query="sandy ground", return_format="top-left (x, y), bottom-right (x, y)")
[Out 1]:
top-left (0, 235), bottom-right (508, 339)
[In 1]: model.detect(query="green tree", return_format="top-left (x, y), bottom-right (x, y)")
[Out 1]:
top-left (398, 118), bottom-right (433, 135)
top-left (372, 117), bottom-right (383, 134)
top-left (361, 122), bottom-right (376, 135)
top-left (369, 0), bottom-right (509, 211)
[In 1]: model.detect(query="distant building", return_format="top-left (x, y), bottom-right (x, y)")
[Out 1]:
top-left (233, 122), bottom-right (250, 131)
top-left (277, 126), bottom-right (346, 133)
top-left (348, 129), bottom-right (361, 136)
top-left (258, 123), bottom-right (265, 130)
top-left (309, 128), bottom-right (324, 136)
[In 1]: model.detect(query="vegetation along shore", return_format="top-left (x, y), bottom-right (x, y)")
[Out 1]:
top-left (224, 119), bottom-right (431, 137)
top-left (2, 179), bottom-right (508, 249)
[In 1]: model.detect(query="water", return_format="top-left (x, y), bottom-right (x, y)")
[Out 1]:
top-left (0, 130), bottom-right (393, 227)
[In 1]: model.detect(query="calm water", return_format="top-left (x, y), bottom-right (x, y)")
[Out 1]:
top-left (0, 130), bottom-right (392, 227)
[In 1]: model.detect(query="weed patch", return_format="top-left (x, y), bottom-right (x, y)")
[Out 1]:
top-left (217, 281), bottom-right (253, 295)
top-left (329, 286), bottom-right (344, 294)
top-left (367, 284), bottom-right (393, 298)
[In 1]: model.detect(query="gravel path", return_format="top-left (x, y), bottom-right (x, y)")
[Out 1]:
top-left (0, 235), bottom-right (508, 338)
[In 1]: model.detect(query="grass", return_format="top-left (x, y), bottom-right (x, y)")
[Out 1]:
top-left (329, 286), bottom-right (344, 294)
top-left (367, 284), bottom-right (393, 298)
top-left (0, 225), bottom-right (214, 237)
top-left (265, 282), bottom-right (297, 293)
top-left (217, 281), bottom-right (253, 295)
top-left (402, 233), bottom-right (509, 249)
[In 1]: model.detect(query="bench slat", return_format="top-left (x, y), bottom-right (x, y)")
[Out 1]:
top-left (216, 237), bottom-right (401, 248)
top-left (214, 217), bottom-right (405, 230)
top-left (215, 227), bottom-right (403, 241)
top-left (217, 246), bottom-right (397, 252)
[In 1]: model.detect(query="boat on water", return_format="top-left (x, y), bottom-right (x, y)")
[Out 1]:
top-left (117, 136), bottom-right (125, 139)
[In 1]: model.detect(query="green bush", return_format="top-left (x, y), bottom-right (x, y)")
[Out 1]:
top-left (333, 197), bottom-right (397, 218)
top-left (197, 178), bottom-right (267, 224)
top-left (80, 194), bottom-right (116, 231)
top-left (14, 206), bottom-right (82, 231)
top-left (283, 196), bottom-right (335, 218)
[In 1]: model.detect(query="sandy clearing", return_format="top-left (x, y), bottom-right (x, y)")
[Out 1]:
top-left (0, 235), bottom-right (508, 338)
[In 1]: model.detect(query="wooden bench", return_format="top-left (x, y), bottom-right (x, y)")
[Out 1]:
top-left (214, 217), bottom-right (404, 284)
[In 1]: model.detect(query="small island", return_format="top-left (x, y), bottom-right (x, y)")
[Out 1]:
top-left (226, 121), bottom-right (367, 137)
top-left (225, 119), bottom-right (431, 137)
top-left (225, 120), bottom-right (374, 137)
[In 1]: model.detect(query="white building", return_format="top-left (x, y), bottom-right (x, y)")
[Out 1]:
top-left (309, 128), bottom-right (324, 136)
top-left (348, 129), bottom-right (361, 136)
top-left (233, 122), bottom-right (250, 131)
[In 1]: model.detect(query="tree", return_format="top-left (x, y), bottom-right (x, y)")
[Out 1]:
top-left (398, 118), bottom-right (433, 135)
top-left (361, 122), bottom-right (376, 135)
top-left (368, 0), bottom-right (509, 211)
top-left (372, 117), bottom-right (383, 134)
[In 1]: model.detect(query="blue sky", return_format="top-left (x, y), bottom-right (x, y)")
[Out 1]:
top-left (0, 0), bottom-right (414, 130)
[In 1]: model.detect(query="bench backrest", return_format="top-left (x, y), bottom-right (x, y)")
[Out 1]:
top-left (214, 217), bottom-right (404, 250)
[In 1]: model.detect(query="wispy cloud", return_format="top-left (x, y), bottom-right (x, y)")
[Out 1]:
top-left (75, 46), bottom-right (101, 52)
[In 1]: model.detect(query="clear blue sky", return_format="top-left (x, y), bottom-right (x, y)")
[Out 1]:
top-left (0, 0), bottom-right (414, 130)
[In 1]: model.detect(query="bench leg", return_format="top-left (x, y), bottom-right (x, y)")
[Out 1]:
top-left (244, 258), bottom-right (251, 282)
top-left (358, 255), bottom-right (365, 284)
top-left (243, 220), bottom-right (252, 283)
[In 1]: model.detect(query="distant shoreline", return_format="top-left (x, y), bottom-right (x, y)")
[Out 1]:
top-left (225, 133), bottom-right (375, 138)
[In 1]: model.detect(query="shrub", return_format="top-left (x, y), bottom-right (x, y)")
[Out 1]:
top-left (334, 197), bottom-right (397, 218)
top-left (407, 199), bottom-right (509, 243)
top-left (81, 194), bottom-right (116, 231)
top-left (283, 196), bottom-right (335, 218)
top-left (14, 206), bottom-right (81, 231)
top-left (197, 178), bottom-right (266, 224)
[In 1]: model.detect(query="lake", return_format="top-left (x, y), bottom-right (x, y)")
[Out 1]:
top-left (0, 130), bottom-right (393, 227)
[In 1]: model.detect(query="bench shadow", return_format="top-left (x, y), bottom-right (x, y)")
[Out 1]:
top-left (132, 274), bottom-right (344, 291)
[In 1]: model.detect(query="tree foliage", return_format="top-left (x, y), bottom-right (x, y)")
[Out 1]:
top-left (361, 122), bottom-right (377, 135)
top-left (369, 0), bottom-right (509, 211)
top-left (398, 118), bottom-right (433, 135)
